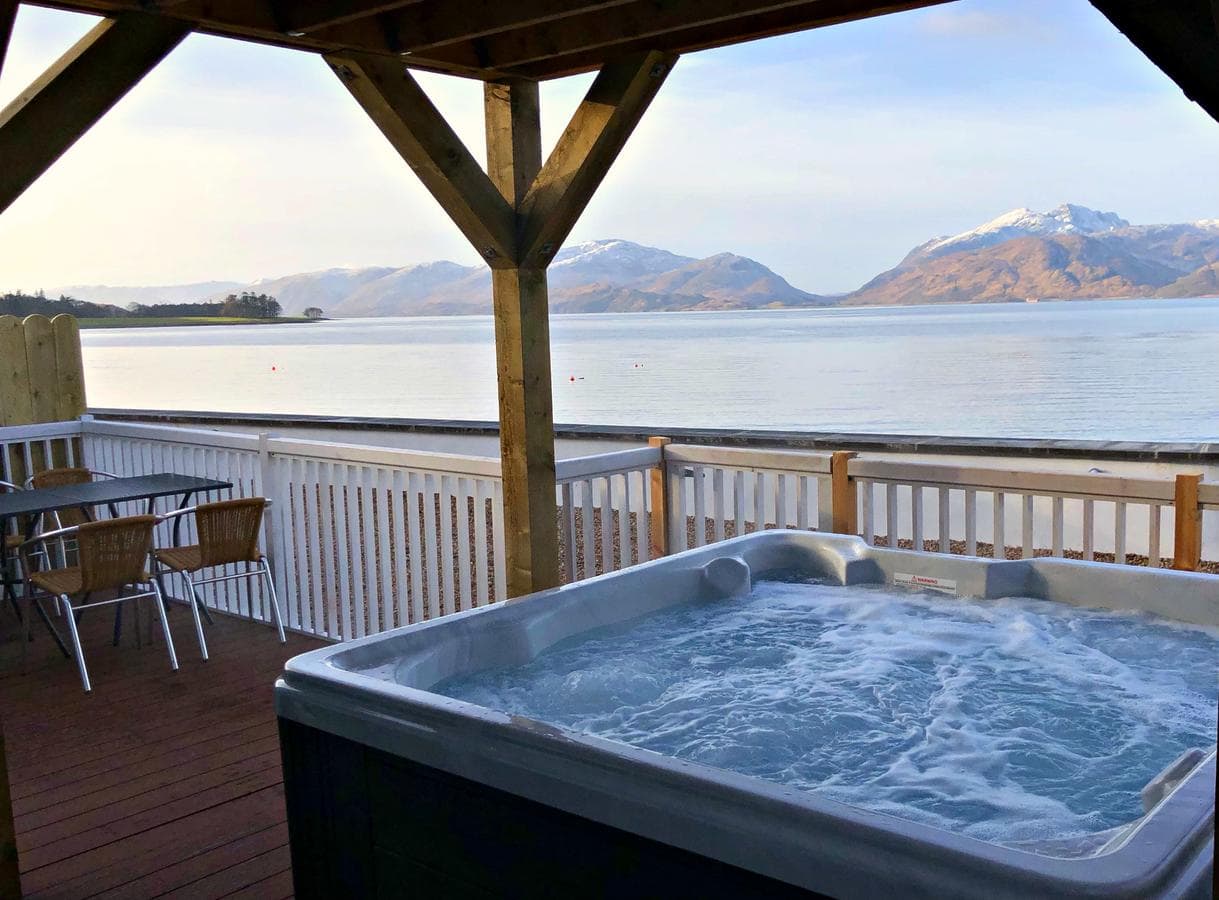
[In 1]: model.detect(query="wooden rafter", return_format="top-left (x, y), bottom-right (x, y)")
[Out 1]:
top-left (496, 0), bottom-right (951, 78)
top-left (419, 0), bottom-right (831, 70)
top-left (0, 12), bottom-right (190, 215)
top-left (327, 52), bottom-right (517, 263)
top-left (517, 51), bottom-right (676, 265)
top-left (313, 0), bottom-right (634, 54)
top-left (29, 0), bottom-right (952, 79)
top-left (1090, 0), bottom-right (1219, 121)
top-left (274, 0), bottom-right (421, 35)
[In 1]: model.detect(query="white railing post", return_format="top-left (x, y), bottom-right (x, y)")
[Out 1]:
top-left (258, 432), bottom-right (282, 620)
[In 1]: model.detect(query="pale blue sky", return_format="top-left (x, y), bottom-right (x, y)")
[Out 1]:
top-left (1, 0), bottom-right (1216, 294)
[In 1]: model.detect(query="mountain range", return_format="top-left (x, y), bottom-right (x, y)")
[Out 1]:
top-left (49, 204), bottom-right (1219, 316)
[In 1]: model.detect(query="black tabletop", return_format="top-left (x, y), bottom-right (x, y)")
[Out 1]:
top-left (0, 486), bottom-right (91, 519)
top-left (0, 474), bottom-right (232, 520)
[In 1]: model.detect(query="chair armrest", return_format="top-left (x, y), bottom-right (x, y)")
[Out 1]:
top-left (18, 524), bottom-right (80, 551)
top-left (155, 507), bottom-right (198, 523)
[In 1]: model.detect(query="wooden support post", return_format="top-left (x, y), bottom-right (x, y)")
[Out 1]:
top-left (830, 450), bottom-right (858, 535)
top-left (334, 54), bottom-right (676, 597)
top-left (483, 80), bottom-right (559, 597)
top-left (489, 265), bottom-right (559, 596)
top-left (1172, 473), bottom-right (1202, 571)
top-left (648, 436), bottom-right (671, 558)
top-left (0, 13), bottom-right (190, 215)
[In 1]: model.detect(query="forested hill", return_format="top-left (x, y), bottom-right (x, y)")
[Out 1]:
top-left (0, 292), bottom-right (282, 319)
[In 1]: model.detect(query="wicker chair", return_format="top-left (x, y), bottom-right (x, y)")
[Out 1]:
top-left (21, 515), bottom-right (178, 692)
top-left (154, 498), bottom-right (286, 660)
top-left (26, 466), bottom-right (118, 527)
top-left (25, 467), bottom-right (119, 569)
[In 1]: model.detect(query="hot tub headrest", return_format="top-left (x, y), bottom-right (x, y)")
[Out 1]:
top-left (701, 556), bottom-right (752, 599)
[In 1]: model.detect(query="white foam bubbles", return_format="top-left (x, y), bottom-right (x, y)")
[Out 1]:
top-left (436, 578), bottom-right (1218, 847)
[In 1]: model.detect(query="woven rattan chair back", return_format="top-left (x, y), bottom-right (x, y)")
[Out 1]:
top-left (195, 498), bottom-right (266, 568)
top-left (30, 467), bottom-right (92, 489)
top-left (31, 467), bottom-right (93, 527)
top-left (76, 515), bottom-right (156, 594)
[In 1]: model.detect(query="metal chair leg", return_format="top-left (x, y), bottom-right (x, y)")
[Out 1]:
top-left (262, 558), bottom-right (287, 644)
top-left (184, 572), bottom-right (209, 661)
top-left (112, 592), bottom-right (124, 647)
top-left (20, 582), bottom-right (30, 674)
top-left (61, 594), bottom-right (92, 693)
top-left (151, 581), bottom-right (179, 672)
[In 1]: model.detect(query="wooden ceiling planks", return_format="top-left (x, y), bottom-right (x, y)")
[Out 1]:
top-left (20, 0), bottom-right (1219, 119)
top-left (26, 0), bottom-right (952, 79)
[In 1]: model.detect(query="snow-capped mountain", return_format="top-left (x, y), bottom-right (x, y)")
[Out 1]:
top-left (548, 240), bottom-right (697, 289)
top-left (908, 203), bottom-right (1131, 263)
top-left (848, 205), bottom-right (1219, 306)
top-left (49, 208), bottom-right (1217, 315)
top-left (149, 239), bottom-right (821, 316)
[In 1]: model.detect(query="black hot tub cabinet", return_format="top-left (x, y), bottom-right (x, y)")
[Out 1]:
top-left (275, 531), bottom-right (1217, 899)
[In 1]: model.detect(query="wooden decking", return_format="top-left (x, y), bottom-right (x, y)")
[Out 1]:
top-left (0, 600), bottom-right (323, 899)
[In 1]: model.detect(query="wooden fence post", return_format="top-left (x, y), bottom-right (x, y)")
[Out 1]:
top-left (830, 451), bottom-right (857, 535)
top-left (648, 436), bottom-right (670, 558)
top-left (1172, 473), bottom-right (1202, 571)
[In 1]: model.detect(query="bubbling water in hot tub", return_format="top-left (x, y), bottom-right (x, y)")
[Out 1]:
top-left (436, 575), bottom-right (1219, 847)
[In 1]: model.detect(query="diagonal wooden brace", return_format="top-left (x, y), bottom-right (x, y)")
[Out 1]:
top-left (0, 13), bottom-right (190, 215)
top-left (327, 51), bottom-right (518, 266)
top-left (516, 50), bottom-right (676, 267)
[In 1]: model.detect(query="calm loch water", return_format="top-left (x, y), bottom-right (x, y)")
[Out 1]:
top-left (81, 298), bottom-right (1219, 441)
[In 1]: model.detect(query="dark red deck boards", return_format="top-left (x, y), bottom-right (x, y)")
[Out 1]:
top-left (0, 601), bottom-right (323, 898)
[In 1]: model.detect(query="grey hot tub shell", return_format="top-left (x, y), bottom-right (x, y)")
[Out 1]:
top-left (276, 531), bottom-right (1217, 899)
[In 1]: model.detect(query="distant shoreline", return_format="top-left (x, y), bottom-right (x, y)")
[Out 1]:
top-left (77, 316), bottom-right (322, 329)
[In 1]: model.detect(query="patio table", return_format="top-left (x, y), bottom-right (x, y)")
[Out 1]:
top-left (0, 474), bottom-right (233, 657)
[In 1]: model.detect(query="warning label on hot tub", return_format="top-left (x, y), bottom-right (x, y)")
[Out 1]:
top-left (894, 573), bottom-right (958, 595)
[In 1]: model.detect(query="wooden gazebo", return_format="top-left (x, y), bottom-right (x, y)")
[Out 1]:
top-left (1, 0), bottom-right (1216, 600)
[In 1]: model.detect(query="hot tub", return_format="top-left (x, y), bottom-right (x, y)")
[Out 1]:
top-left (275, 532), bottom-right (1217, 899)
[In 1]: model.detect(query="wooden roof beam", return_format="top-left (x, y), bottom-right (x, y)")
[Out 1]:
top-left (0, 1), bottom-right (16, 80)
top-left (310, 0), bottom-right (632, 60)
top-left (1089, 0), bottom-right (1219, 122)
top-left (274, 1), bottom-right (422, 35)
top-left (0, 12), bottom-right (190, 215)
top-left (495, 0), bottom-right (950, 79)
top-left (517, 50), bottom-right (676, 265)
top-left (327, 52), bottom-right (517, 264)
top-left (421, 0), bottom-right (823, 70)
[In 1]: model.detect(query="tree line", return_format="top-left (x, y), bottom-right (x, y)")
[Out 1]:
top-left (1, 290), bottom-right (282, 319)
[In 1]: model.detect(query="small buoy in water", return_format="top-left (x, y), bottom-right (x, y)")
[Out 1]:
top-left (569, 375), bottom-right (575, 382)
top-left (271, 366), bottom-right (277, 371)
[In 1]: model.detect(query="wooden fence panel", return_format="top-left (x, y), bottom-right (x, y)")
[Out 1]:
top-left (0, 314), bottom-right (86, 481)
top-left (0, 314), bottom-right (86, 425)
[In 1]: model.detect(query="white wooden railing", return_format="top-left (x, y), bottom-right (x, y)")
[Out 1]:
top-left (557, 446), bottom-right (660, 582)
top-left (849, 458), bottom-right (1218, 566)
top-left (662, 444), bottom-right (833, 553)
top-left (2, 418), bottom-right (1214, 647)
top-left (81, 419), bottom-right (510, 640)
